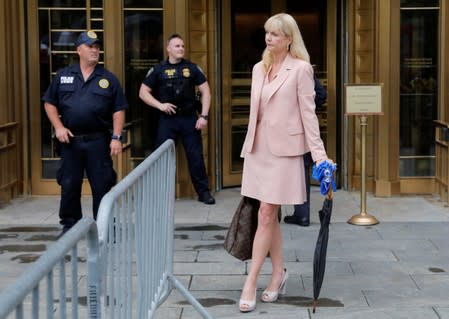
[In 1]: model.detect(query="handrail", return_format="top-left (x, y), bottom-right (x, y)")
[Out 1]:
top-left (434, 119), bottom-right (449, 128)
top-left (0, 122), bottom-right (18, 130)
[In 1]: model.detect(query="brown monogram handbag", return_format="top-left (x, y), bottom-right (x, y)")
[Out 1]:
top-left (224, 196), bottom-right (260, 261)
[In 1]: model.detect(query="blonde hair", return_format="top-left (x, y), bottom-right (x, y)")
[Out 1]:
top-left (262, 13), bottom-right (310, 72)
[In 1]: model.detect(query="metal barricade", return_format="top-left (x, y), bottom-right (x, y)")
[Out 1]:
top-left (0, 139), bottom-right (213, 319)
top-left (0, 217), bottom-right (101, 319)
top-left (96, 139), bottom-right (213, 319)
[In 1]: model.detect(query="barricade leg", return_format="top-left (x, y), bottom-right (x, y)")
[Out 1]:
top-left (168, 275), bottom-right (214, 319)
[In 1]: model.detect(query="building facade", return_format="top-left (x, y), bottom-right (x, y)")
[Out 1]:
top-left (1, 0), bottom-right (448, 201)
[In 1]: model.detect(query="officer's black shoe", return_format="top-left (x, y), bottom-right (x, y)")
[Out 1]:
top-left (198, 192), bottom-right (216, 205)
top-left (283, 215), bottom-right (310, 227)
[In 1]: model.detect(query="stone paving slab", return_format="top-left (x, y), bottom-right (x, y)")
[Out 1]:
top-left (364, 287), bottom-right (449, 308)
top-left (350, 261), bottom-right (449, 276)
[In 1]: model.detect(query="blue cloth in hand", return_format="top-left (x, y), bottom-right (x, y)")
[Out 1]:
top-left (312, 161), bottom-right (337, 195)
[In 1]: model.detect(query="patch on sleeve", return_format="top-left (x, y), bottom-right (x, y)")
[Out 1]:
top-left (146, 67), bottom-right (155, 78)
top-left (196, 65), bottom-right (205, 75)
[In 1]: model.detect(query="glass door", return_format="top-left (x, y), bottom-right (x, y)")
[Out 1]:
top-left (399, 0), bottom-right (439, 177)
top-left (221, 0), bottom-right (269, 186)
top-left (123, 0), bottom-right (163, 167)
top-left (221, 0), bottom-right (332, 187)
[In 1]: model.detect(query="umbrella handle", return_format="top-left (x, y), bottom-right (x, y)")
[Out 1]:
top-left (326, 188), bottom-right (333, 200)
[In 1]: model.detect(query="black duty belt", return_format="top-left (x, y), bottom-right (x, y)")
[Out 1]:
top-left (171, 105), bottom-right (195, 116)
top-left (70, 132), bottom-right (108, 141)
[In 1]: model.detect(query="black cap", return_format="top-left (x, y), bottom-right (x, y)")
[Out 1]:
top-left (76, 30), bottom-right (101, 47)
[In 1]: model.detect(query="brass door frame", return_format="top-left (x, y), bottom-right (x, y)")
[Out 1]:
top-left (28, 0), bottom-right (59, 195)
top-left (220, 0), bottom-right (338, 188)
top-left (326, 0), bottom-right (337, 163)
top-left (220, 1), bottom-right (238, 186)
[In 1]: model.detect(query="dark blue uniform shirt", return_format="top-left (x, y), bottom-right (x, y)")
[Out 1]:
top-left (43, 64), bottom-right (128, 134)
top-left (143, 59), bottom-right (206, 110)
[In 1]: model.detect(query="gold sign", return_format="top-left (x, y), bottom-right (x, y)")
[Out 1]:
top-left (345, 84), bottom-right (383, 115)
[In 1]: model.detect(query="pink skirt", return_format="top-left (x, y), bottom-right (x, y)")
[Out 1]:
top-left (241, 121), bottom-right (306, 205)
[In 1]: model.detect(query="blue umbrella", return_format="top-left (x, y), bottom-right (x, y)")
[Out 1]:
top-left (311, 161), bottom-right (336, 313)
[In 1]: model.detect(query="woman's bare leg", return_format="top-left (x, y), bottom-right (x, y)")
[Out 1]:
top-left (240, 202), bottom-right (280, 304)
top-left (266, 218), bottom-right (285, 291)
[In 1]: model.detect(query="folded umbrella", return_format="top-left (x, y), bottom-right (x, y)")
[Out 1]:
top-left (311, 161), bottom-right (336, 313)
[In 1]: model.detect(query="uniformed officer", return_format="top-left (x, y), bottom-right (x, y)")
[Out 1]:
top-left (43, 30), bottom-right (128, 236)
top-left (139, 33), bottom-right (215, 204)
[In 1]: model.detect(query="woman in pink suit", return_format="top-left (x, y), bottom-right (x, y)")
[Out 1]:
top-left (238, 13), bottom-right (332, 312)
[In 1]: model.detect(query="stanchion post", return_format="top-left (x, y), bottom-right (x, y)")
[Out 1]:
top-left (348, 115), bottom-right (379, 225)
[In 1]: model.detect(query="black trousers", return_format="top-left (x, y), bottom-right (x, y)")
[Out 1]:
top-left (156, 113), bottom-right (210, 196)
top-left (57, 135), bottom-right (116, 228)
top-left (293, 152), bottom-right (312, 218)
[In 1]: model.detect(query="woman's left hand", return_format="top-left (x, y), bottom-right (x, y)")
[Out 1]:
top-left (316, 158), bottom-right (334, 166)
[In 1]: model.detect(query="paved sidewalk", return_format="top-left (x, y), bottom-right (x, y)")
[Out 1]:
top-left (1, 188), bottom-right (449, 318)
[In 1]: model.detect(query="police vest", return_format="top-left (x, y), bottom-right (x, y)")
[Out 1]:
top-left (157, 61), bottom-right (196, 110)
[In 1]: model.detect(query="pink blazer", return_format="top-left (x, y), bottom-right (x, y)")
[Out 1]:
top-left (240, 54), bottom-right (327, 162)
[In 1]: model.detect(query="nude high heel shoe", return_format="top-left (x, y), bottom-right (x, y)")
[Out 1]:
top-left (239, 288), bottom-right (257, 313)
top-left (261, 268), bottom-right (288, 303)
